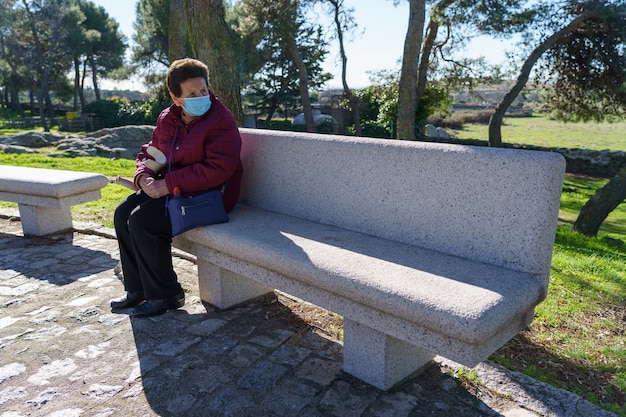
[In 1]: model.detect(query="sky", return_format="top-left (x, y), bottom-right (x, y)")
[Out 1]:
top-left (91, 0), bottom-right (513, 91)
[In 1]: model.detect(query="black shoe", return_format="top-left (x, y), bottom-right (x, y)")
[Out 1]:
top-left (110, 291), bottom-right (144, 309)
top-left (130, 292), bottom-right (185, 318)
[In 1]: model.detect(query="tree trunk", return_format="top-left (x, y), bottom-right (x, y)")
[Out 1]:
top-left (397, 0), bottom-right (426, 140)
top-left (36, 90), bottom-right (48, 132)
top-left (168, 0), bottom-right (188, 62)
top-left (80, 60), bottom-right (88, 109)
top-left (573, 166), bottom-right (626, 236)
top-left (414, 0), bottom-right (455, 137)
top-left (78, 69), bottom-right (86, 111)
top-left (73, 58), bottom-right (80, 111)
top-left (22, 0), bottom-right (49, 131)
top-left (184, 0), bottom-right (244, 126)
top-left (44, 89), bottom-right (54, 118)
top-left (286, 37), bottom-right (316, 133)
top-left (265, 98), bottom-right (278, 123)
top-left (7, 77), bottom-right (23, 116)
top-left (329, 0), bottom-right (360, 136)
top-left (0, 89), bottom-right (6, 119)
top-left (488, 11), bottom-right (593, 147)
top-left (28, 89), bottom-right (35, 115)
top-left (413, 18), bottom-right (438, 137)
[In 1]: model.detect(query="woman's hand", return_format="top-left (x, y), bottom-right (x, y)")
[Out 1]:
top-left (139, 176), bottom-right (170, 199)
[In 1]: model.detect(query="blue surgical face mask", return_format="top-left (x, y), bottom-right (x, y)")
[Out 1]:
top-left (182, 95), bottom-right (212, 117)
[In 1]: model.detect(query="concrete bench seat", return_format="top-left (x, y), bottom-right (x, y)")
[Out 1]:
top-left (0, 166), bottom-right (108, 236)
top-left (173, 129), bottom-right (566, 390)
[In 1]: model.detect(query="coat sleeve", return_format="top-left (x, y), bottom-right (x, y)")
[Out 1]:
top-left (163, 112), bottom-right (241, 195)
top-left (133, 110), bottom-right (173, 188)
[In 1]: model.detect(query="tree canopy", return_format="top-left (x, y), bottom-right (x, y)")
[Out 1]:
top-left (489, 0), bottom-right (626, 146)
top-left (0, 0), bottom-right (126, 126)
top-left (232, 0), bottom-right (330, 130)
top-left (1, 0), bottom-right (625, 236)
top-left (132, 0), bottom-right (171, 72)
top-left (395, 0), bottom-right (534, 140)
top-left (542, 1), bottom-right (626, 122)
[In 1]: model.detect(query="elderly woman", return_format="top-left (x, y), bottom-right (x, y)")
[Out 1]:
top-left (111, 58), bottom-right (243, 318)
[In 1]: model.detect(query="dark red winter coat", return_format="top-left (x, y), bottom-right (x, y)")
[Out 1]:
top-left (134, 91), bottom-right (243, 212)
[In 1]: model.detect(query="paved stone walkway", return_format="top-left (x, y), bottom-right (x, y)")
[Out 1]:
top-left (0, 214), bottom-right (617, 417)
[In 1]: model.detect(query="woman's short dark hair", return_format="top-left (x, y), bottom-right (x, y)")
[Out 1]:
top-left (166, 58), bottom-right (210, 97)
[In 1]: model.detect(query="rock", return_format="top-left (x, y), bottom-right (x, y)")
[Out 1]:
top-left (436, 127), bottom-right (451, 139)
top-left (425, 124), bottom-right (452, 139)
top-left (293, 112), bottom-right (338, 133)
top-left (0, 144), bottom-right (38, 154)
top-left (2, 124), bottom-right (624, 178)
top-left (425, 124), bottom-right (439, 137)
top-left (0, 131), bottom-right (57, 148)
top-left (0, 125), bottom-right (154, 160)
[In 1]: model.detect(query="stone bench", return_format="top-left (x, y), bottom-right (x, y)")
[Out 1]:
top-left (173, 129), bottom-right (566, 390)
top-left (0, 166), bottom-right (108, 236)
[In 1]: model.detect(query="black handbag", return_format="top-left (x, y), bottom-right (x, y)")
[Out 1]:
top-left (164, 126), bottom-right (229, 236)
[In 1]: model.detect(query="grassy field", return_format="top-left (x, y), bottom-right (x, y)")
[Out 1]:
top-left (494, 174), bottom-right (626, 415)
top-left (1, 130), bottom-right (625, 414)
top-left (452, 115), bottom-right (626, 151)
top-left (0, 126), bottom-right (62, 137)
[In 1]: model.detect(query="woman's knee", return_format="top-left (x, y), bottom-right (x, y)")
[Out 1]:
top-left (127, 198), bottom-right (170, 236)
top-left (114, 204), bottom-right (130, 231)
top-left (114, 193), bottom-right (143, 230)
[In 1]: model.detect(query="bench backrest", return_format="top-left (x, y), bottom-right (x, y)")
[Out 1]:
top-left (239, 128), bottom-right (565, 276)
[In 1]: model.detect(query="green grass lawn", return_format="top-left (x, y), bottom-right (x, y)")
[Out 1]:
top-left (559, 175), bottom-right (626, 237)
top-left (1, 147), bottom-right (625, 414)
top-left (495, 173), bottom-right (626, 415)
top-left (0, 125), bottom-right (63, 136)
top-left (452, 115), bottom-right (626, 151)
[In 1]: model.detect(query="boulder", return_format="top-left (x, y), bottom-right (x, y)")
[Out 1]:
top-left (0, 125), bottom-right (154, 160)
top-left (0, 131), bottom-right (58, 148)
top-left (293, 111), bottom-right (339, 133)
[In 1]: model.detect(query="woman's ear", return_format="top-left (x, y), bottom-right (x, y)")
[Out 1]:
top-left (170, 92), bottom-right (183, 107)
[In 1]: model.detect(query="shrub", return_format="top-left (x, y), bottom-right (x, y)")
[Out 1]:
top-left (316, 117), bottom-right (338, 134)
top-left (428, 110), bottom-right (494, 129)
top-left (345, 122), bottom-right (392, 138)
top-left (347, 77), bottom-right (451, 139)
top-left (257, 119), bottom-right (294, 131)
top-left (85, 98), bottom-right (169, 128)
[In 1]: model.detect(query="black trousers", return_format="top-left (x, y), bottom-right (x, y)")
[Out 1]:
top-left (113, 191), bottom-right (182, 299)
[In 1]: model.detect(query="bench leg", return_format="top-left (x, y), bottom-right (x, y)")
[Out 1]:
top-left (196, 259), bottom-right (273, 309)
top-left (18, 204), bottom-right (73, 236)
top-left (343, 319), bottom-right (435, 390)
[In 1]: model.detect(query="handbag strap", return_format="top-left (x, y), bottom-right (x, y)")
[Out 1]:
top-left (166, 125), bottom-right (180, 176)
top-left (163, 124), bottom-right (227, 216)
top-left (164, 125), bottom-right (179, 216)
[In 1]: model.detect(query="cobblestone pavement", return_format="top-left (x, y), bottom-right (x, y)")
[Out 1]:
top-left (0, 214), bottom-right (617, 417)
